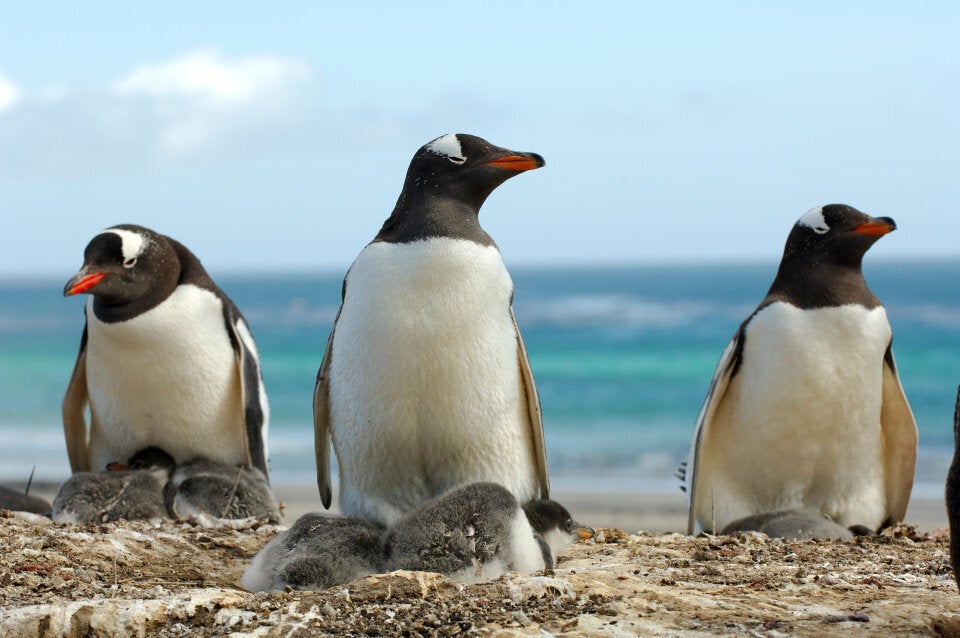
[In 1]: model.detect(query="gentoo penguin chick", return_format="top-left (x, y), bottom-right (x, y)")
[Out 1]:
top-left (522, 497), bottom-right (596, 561)
top-left (314, 134), bottom-right (550, 525)
top-left (383, 482), bottom-right (592, 583)
top-left (52, 447), bottom-right (174, 524)
top-left (947, 386), bottom-right (960, 589)
top-left (0, 486), bottom-right (52, 516)
top-left (242, 513), bottom-right (385, 592)
top-left (168, 459), bottom-right (280, 523)
top-left (721, 509), bottom-right (854, 541)
top-left (684, 204), bottom-right (917, 535)
top-left (62, 224), bottom-right (270, 479)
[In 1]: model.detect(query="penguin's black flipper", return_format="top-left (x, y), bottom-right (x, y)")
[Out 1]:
top-left (62, 324), bottom-right (91, 473)
top-left (313, 312), bottom-right (338, 510)
top-left (685, 332), bottom-right (742, 534)
top-left (513, 308), bottom-right (550, 499)
top-left (878, 342), bottom-right (917, 523)
top-left (947, 385), bottom-right (960, 590)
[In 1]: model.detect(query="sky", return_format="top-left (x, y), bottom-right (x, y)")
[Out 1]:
top-left (1, 2), bottom-right (957, 279)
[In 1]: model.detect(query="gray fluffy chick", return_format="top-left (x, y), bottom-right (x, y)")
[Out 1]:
top-left (52, 447), bottom-right (174, 524)
top-left (383, 482), bottom-right (593, 583)
top-left (242, 513), bottom-right (385, 591)
top-left (168, 459), bottom-right (280, 523)
top-left (0, 485), bottom-right (52, 516)
top-left (722, 508), bottom-right (854, 540)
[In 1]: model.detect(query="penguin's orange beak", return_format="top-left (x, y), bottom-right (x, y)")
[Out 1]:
top-left (576, 526), bottom-right (595, 540)
top-left (64, 271), bottom-right (106, 296)
top-left (851, 219), bottom-right (896, 236)
top-left (484, 153), bottom-right (545, 171)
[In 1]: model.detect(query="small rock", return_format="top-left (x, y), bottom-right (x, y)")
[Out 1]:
top-left (933, 615), bottom-right (960, 638)
top-left (511, 610), bottom-right (532, 626)
top-left (822, 612), bottom-right (870, 624)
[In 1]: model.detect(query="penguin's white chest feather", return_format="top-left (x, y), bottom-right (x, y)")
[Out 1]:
top-left (84, 284), bottom-right (245, 469)
top-left (330, 238), bottom-right (536, 521)
top-left (703, 302), bottom-right (892, 528)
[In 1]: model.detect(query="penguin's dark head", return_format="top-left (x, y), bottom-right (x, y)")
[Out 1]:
top-left (783, 204), bottom-right (896, 266)
top-left (376, 134), bottom-right (544, 244)
top-left (523, 498), bottom-right (594, 558)
top-left (412, 133), bottom-right (544, 199)
top-left (64, 224), bottom-right (180, 310)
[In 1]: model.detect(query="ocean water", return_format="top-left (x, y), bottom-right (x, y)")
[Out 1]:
top-left (0, 261), bottom-right (956, 500)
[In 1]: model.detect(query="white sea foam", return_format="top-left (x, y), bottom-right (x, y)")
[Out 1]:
top-left (516, 295), bottom-right (749, 328)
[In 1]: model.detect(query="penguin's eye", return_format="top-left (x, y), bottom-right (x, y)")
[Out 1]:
top-left (448, 156), bottom-right (466, 165)
top-left (123, 257), bottom-right (137, 268)
top-left (564, 517), bottom-right (573, 531)
top-left (813, 225), bottom-right (829, 234)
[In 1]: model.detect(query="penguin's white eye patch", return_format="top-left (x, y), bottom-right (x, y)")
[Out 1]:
top-left (123, 257), bottom-right (137, 268)
top-left (106, 228), bottom-right (150, 262)
top-left (798, 206), bottom-right (830, 234)
top-left (426, 133), bottom-right (467, 164)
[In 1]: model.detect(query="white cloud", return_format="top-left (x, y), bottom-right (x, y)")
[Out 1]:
top-left (0, 49), bottom-right (324, 173)
top-left (0, 49), bottom-right (470, 177)
top-left (114, 50), bottom-right (315, 157)
top-left (0, 73), bottom-right (20, 111)
top-left (113, 49), bottom-right (310, 106)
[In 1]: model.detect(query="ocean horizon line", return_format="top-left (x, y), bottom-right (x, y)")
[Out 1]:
top-left (3, 255), bottom-right (959, 286)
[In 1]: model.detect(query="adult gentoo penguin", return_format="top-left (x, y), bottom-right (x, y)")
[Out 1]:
top-left (314, 134), bottom-right (549, 524)
top-left (684, 204), bottom-right (917, 535)
top-left (62, 225), bottom-right (270, 478)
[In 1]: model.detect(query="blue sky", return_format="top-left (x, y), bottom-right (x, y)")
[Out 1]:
top-left (1, 2), bottom-right (957, 278)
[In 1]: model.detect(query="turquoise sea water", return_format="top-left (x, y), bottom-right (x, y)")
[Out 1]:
top-left (0, 261), bottom-right (956, 499)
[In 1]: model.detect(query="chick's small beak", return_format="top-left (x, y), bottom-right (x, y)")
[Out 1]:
top-left (484, 152), bottom-right (545, 171)
top-left (64, 271), bottom-right (106, 296)
top-left (576, 526), bottom-right (595, 540)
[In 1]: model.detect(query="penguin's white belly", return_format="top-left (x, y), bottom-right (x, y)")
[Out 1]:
top-left (330, 239), bottom-right (536, 523)
top-left (84, 285), bottom-right (245, 469)
top-left (701, 303), bottom-right (891, 530)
